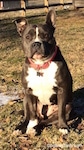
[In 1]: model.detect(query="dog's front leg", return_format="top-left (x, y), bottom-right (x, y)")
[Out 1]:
top-left (57, 89), bottom-right (69, 134)
top-left (23, 93), bottom-right (38, 135)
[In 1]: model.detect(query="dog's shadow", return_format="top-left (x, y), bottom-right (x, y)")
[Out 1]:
top-left (69, 87), bottom-right (84, 131)
top-left (16, 88), bottom-right (84, 134)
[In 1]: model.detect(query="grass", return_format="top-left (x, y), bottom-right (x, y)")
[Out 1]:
top-left (0, 9), bottom-right (84, 150)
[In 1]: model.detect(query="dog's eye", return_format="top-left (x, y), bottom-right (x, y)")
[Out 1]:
top-left (26, 29), bottom-right (35, 40)
top-left (44, 33), bottom-right (48, 38)
top-left (40, 33), bottom-right (49, 39)
top-left (26, 34), bottom-right (30, 40)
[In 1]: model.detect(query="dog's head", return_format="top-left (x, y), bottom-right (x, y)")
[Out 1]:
top-left (15, 10), bottom-right (56, 62)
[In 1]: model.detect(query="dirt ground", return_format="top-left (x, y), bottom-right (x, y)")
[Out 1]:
top-left (0, 8), bottom-right (84, 150)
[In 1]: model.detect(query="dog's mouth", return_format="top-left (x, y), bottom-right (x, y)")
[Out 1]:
top-left (32, 52), bottom-right (44, 60)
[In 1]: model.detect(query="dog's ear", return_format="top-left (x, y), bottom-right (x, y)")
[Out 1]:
top-left (15, 18), bottom-right (27, 36)
top-left (46, 10), bottom-right (56, 29)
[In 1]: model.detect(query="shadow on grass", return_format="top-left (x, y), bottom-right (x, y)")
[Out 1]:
top-left (69, 88), bottom-right (84, 131)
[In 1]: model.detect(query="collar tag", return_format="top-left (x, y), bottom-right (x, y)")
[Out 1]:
top-left (37, 71), bottom-right (44, 76)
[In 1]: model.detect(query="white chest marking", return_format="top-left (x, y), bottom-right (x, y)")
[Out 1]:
top-left (26, 62), bottom-right (58, 105)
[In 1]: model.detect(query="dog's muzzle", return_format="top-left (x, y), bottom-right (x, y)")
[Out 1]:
top-left (32, 42), bottom-right (41, 50)
top-left (31, 42), bottom-right (44, 58)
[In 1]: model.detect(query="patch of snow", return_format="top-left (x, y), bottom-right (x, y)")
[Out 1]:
top-left (0, 93), bottom-right (19, 106)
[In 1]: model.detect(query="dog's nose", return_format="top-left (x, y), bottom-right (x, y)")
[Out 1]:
top-left (32, 42), bottom-right (41, 48)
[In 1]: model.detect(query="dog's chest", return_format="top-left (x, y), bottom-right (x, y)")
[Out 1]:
top-left (26, 62), bottom-right (58, 105)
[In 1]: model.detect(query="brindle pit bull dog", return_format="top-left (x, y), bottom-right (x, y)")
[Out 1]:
top-left (15, 10), bottom-right (72, 136)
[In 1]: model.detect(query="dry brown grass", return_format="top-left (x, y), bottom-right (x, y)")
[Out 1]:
top-left (0, 9), bottom-right (84, 150)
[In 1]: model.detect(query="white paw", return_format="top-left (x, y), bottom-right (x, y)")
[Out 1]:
top-left (59, 128), bottom-right (68, 135)
top-left (26, 127), bottom-right (36, 136)
top-left (26, 119), bottom-right (38, 136)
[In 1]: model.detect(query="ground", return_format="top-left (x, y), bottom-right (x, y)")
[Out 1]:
top-left (0, 9), bottom-right (84, 150)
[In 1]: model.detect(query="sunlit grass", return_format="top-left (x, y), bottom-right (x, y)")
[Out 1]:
top-left (0, 9), bottom-right (84, 150)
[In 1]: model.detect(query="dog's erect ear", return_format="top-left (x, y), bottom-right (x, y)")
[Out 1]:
top-left (46, 10), bottom-right (56, 28)
top-left (15, 18), bottom-right (27, 36)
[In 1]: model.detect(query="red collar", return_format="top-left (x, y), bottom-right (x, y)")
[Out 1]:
top-left (28, 46), bottom-right (58, 70)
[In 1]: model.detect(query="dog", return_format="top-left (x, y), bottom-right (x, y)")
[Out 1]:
top-left (15, 10), bottom-right (72, 135)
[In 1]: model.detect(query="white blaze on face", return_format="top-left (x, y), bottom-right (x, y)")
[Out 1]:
top-left (34, 27), bottom-right (40, 42)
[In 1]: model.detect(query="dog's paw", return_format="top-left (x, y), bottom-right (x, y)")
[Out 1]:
top-left (59, 128), bottom-right (69, 135)
top-left (26, 127), bottom-right (36, 136)
top-left (26, 119), bottom-right (38, 136)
